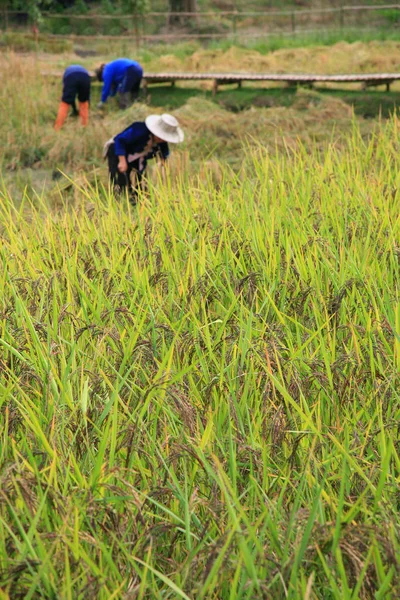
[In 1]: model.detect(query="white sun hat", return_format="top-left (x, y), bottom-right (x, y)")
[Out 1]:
top-left (145, 113), bottom-right (184, 144)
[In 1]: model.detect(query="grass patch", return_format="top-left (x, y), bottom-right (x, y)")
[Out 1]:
top-left (208, 28), bottom-right (400, 54)
top-left (0, 31), bottom-right (73, 53)
top-left (3, 28), bottom-right (400, 58)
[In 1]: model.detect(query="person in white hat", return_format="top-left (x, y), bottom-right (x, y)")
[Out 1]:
top-left (104, 113), bottom-right (184, 203)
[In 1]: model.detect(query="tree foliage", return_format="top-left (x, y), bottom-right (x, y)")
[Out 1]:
top-left (123, 0), bottom-right (148, 15)
top-left (169, 0), bottom-right (197, 12)
top-left (3, 0), bottom-right (149, 17)
top-left (5, 0), bottom-right (53, 23)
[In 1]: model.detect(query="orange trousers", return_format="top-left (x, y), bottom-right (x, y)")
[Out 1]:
top-left (54, 101), bottom-right (89, 130)
top-left (79, 101), bottom-right (89, 127)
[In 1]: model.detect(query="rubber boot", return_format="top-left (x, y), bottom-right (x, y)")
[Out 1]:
top-left (119, 91), bottom-right (132, 110)
top-left (79, 101), bottom-right (89, 127)
top-left (131, 89), bottom-right (140, 102)
top-left (54, 101), bottom-right (70, 130)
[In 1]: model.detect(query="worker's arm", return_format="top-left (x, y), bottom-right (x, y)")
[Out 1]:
top-left (117, 156), bottom-right (128, 173)
top-left (154, 143), bottom-right (170, 183)
top-left (113, 124), bottom-right (136, 171)
top-left (159, 142), bottom-right (170, 163)
top-left (101, 66), bottom-right (113, 103)
top-left (152, 142), bottom-right (170, 164)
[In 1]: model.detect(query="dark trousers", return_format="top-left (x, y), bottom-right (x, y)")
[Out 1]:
top-left (62, 71), bottom-right (91, 114)
top-left (119, 65), bottom-right (143, 108)
top-left (107, 144), bottom-right (144, 201)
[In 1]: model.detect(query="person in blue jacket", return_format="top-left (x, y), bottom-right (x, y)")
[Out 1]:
top-left (96, 58), bottom-right (143, 109)
top-left (103, 113), bottom-right (184, 203)
top-left (54, 64), bottom-right (90, 129)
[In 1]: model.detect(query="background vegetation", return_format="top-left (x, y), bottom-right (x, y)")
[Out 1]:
top-left (2, 0), bottom-right (400, 39)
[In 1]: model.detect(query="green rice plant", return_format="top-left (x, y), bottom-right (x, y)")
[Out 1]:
top-left (0, 115), bottom-right (399, 598)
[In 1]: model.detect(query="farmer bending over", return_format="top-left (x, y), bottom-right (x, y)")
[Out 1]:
top-left (54, 65), bottom-right (90, 130)
top-left (104, 114), bottom-right (184, 203)
top-left (96, 58), bottom-right (143, 110)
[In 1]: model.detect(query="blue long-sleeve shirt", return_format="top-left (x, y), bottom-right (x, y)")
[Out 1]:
top-left (64, 64), bottom-right (89, 79)
top-left (101, 59), bottom-right (143, 103)
top-left (113, 122), bottom-right (169, 173)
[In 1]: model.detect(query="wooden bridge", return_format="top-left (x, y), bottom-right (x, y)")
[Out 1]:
top-left (140, 72), bottom-right (400, 94)
top-left (44, 70), bottom-right (400, 94)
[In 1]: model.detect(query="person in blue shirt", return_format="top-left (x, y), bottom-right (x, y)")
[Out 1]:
top-left (103, 113), bottom-right (184, 203)
top-left (96, 58), bottom-right (143, 109)
top-left (54, 65), bottom-right (90, 130)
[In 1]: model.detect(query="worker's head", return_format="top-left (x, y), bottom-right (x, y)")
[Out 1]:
top-left (95, 64), bottom-right (106, 82)
top-left (145, 114), bottom-right (184, 144)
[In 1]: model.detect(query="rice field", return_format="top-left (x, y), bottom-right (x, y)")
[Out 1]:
top-left (0, 44), bottom-right (399, 599)
top-left (0, 124), bottom-right (399, 598)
